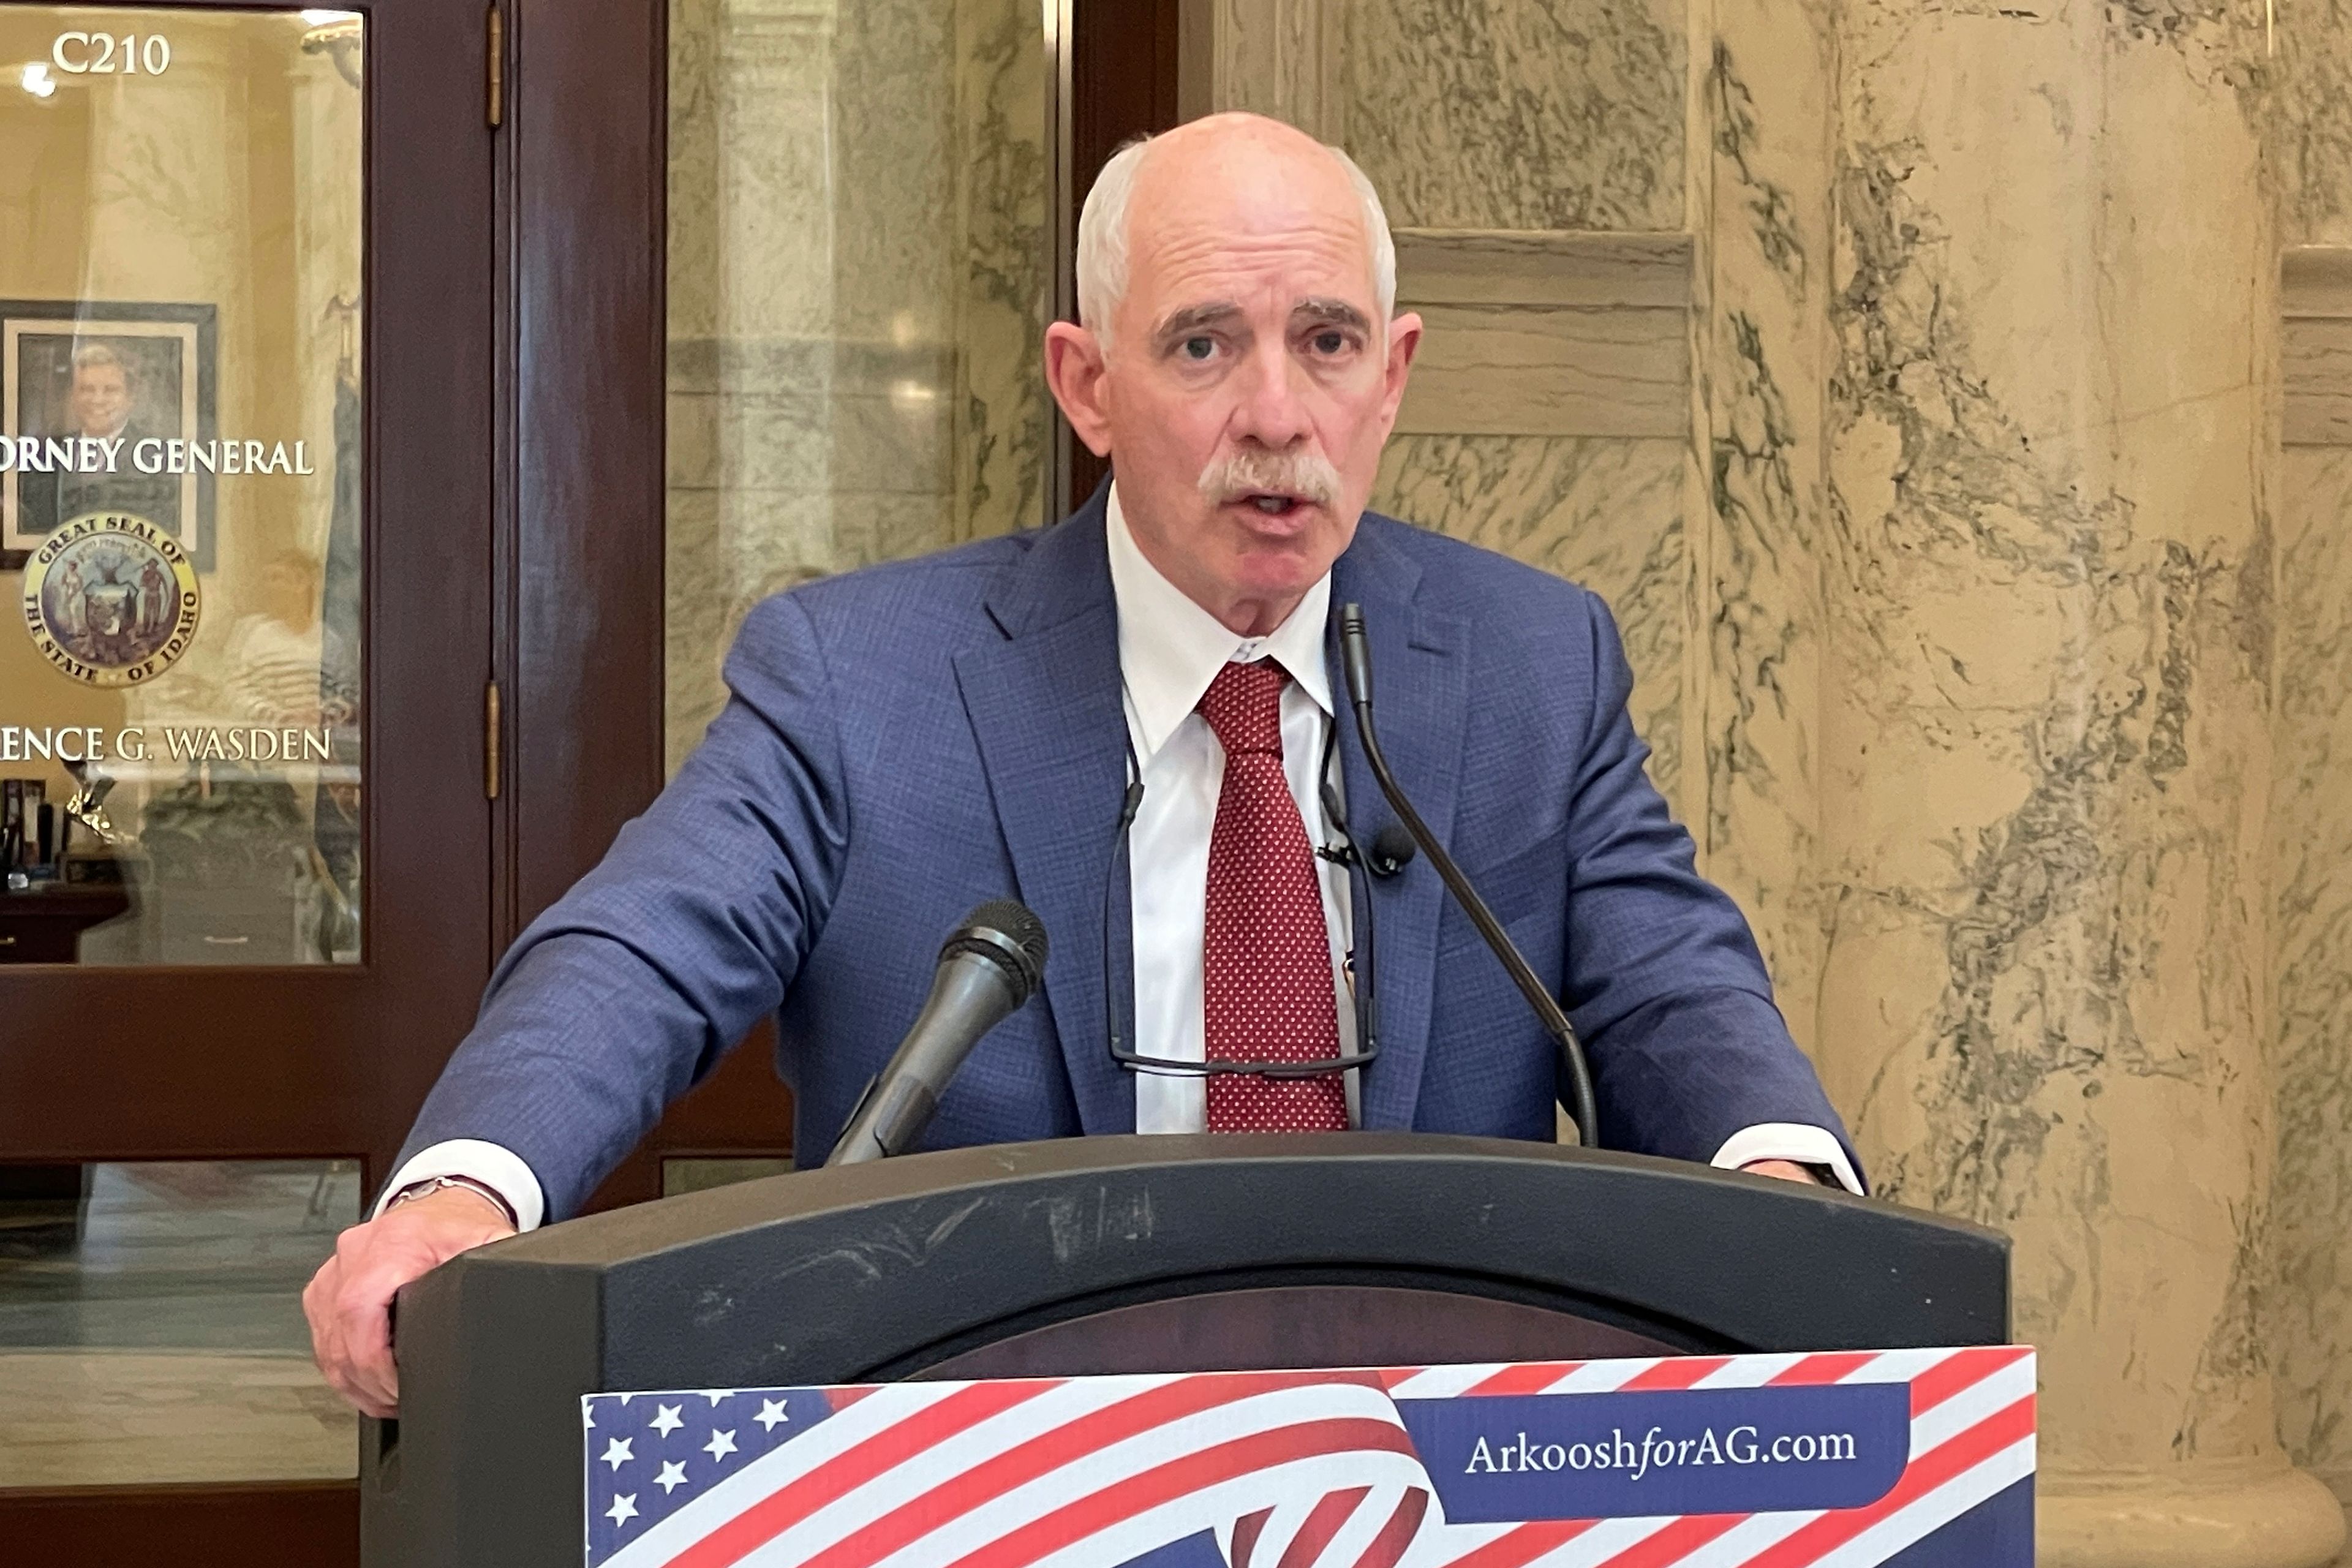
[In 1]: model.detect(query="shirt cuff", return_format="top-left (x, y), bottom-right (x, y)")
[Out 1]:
top-left (374, 1139), bottom-right (548, 1232)
top-left (1711, 1123), bottom-right (1864, 1196)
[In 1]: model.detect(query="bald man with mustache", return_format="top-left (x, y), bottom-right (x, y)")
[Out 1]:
top-left (307, 113), bottom-right (1861, 1418)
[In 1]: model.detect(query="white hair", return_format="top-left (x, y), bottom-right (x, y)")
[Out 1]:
top-left (1075, 132), bottom-right (1398, 353)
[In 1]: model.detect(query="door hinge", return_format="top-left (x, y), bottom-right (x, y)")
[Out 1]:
top-left (486, 5), bottom-right (505, 129)
top-left (484, 679), bottom-right (503, 800)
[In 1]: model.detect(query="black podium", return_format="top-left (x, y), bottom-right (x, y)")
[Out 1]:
top-left (360, 1134), bottom-right (2007, 1567)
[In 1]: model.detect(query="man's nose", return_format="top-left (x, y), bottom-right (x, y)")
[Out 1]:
top-left (1230, 341), bottom-right (1313, 450)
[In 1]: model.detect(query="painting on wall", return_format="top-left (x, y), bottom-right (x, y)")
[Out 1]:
top-left (1, 300), bottom-right (219, 571)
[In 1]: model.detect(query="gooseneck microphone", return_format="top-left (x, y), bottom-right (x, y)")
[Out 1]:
top-left (827, 901), bottom-right (1049, 1166)
top-left (1338, 603), bottom-right (1602, 1147)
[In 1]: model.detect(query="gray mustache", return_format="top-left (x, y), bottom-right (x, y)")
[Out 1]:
top-left (1197, 448), bottom-right (1342, 507)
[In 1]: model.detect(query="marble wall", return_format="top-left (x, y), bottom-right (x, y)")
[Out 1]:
top-left (2272, 0), bottom-right (2352, 250)
top-left (1330, 0), bottom-right (1697, 806)
top-left (664, 0), bottom-right (1045, 771)
top-left (2275, 432), bottom-right (2352, 1511)
top-left (657, 0), bottom-right (2352, 1553)
top-left (1810, 3), bottom-right (2310, 1548)
top-left (2272, 241), bottom-right (2352, 1534)
top-left (1689, 0), bottom-right (1834, 1033)
top-left (1343, 0), bottom-right (1685, 235)
top-left (1216, 0), bottom-right (2352, 1558)
top-left (2267, 0), bottom-right (2352, 1518)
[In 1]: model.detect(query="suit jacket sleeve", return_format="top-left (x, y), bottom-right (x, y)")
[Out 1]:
top-left (1562, 594), bottom-right (1863, 1183)
top-left (391, 594), bottom-right (851, 1219)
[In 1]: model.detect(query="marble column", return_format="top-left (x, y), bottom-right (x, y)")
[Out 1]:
top-left (1688, 0), bottom-right (1834, 1037)
top-left (2263, 2), bottom-right (2352, 1527)
top-left (1809, 0), bottom-right (2340, 1559)
top-left (2268, 2), bottom-right (2352, 1526)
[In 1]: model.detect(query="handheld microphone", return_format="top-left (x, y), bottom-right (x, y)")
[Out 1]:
top-left (827, 900), bottom-right (1049, 1166)
top-left (1337, 603), bottom-right (1601, 1147)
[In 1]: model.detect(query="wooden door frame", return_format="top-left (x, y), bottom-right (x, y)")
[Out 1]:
top-left (488, 0), bottom-right (798, 1215)
top-left (508, 0), bottom-right (1194, 1214)
top-left (0, 0), bottom-right (496, 1556)
top-left (8, 0), bottom-right (1186, 1556)
top-left (0, 0), bottom-right (495, 1178)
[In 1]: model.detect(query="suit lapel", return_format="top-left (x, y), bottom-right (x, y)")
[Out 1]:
top-left (954, 491), bottom-right (1137, 1134)
top-left (1327, 519), bottom-right (1469, 1131)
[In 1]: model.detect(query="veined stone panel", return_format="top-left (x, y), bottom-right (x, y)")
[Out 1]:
top-left (1396, 306), bottom-right (1688, 439)
top-left (1344, 0), bottom-right (1685, 232)
top-left (1393, 230), bottom-right (1692, 307)
top-left (2271, 0), bottom-right (2352, 249)
top-left (2285, 248), bottom-right (2352, 449)
top-left (2274, 249), bottom-right (2352, 1520)
top-left (2274, 440), bottom-right (2352, 1516)
top-left (1373, 228), bottom-right (1694, 801)
top-left (1373, 437), bottom-right (1687, 803)
top-left (1689, 13), bottom-right (1836, 1051)
top-left (1391, 230), bottom-right (1692, 441)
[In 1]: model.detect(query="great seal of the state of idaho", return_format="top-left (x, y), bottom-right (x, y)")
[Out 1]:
top-left (21, 512), bottom-right (202, 687)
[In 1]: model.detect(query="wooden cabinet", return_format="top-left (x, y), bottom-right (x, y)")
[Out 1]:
top-left (0, 883), bottom-right (131, 963)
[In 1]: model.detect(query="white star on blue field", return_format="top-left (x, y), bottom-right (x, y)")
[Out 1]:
top-left (583, 1386), bottom-right (836, 1564)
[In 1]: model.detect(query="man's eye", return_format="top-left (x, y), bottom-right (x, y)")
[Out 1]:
top-left (1312, 331), bottom-right (1348, 354)
top-left (1182, 336), bottom-right (1216, 361)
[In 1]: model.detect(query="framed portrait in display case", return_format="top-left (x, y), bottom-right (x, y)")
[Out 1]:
top-left (1, 299), bottom-right (219, 571)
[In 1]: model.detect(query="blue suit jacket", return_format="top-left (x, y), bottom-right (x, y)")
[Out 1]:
top-left (398, 488), bottom-right (1858, 1219)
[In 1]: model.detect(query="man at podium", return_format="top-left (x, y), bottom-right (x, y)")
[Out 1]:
top-left (306, 113), bottom-right (1861, 1419)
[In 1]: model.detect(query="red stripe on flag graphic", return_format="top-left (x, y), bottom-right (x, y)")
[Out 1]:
top-left (1595, 1513), bottom-right (1747, 1567)
top-left (1232, 1508), bottom-right (1275, 1568)
top-left (792, 1373), bottom-right (1375, 1568)
top-left (662, 1380), bottom-right (1055, 1568)
top-left (942, 1419), bottom-right (1423, 1568)
top-left (1348, 1488), bottom-right (1430, 1568)
top-left (1616, 1358), bottom-right (1733, 1392)
top-left (1729, 1394), bottom-right (2035, 1568)
top-left (1906, 1348), bottom-right (2032, 1419)
top-left (1465, 1365), bottom-right (1583, 1398)
top-left (1441, 1519), bottom-right (1599, 1568)
top-left (1275, 1486), bottom-right (1373, 1568)
top-left (1766, 1352), bottom-right (1882, 1387)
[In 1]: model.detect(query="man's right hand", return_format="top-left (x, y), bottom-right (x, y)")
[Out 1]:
top-left (304, 1185), bottom-right (517, 1417)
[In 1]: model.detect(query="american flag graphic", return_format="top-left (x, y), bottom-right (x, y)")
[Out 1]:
top-left (584, 1348), bottom-right (2035, 1568)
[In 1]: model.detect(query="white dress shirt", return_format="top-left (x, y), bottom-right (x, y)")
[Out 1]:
top-left (1106, 486), bottom-right (1362, 1133)
top-left (383, 484), bottom-right (1858, 1229)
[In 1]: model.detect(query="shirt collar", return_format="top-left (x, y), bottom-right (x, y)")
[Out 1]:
top-left (1106, 481), bottom-right (1334, 761)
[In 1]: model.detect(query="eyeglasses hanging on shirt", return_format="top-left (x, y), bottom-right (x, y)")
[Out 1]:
top-left (1102, 635), bottom-right (1403, 1082)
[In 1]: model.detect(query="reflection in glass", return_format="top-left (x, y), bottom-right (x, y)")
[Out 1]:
top-left (0, 1160), bottom-right (360, 1485)
top-left (0, 7), bottom-right (364, 963)
top-left (663, 0), bottom-right (1050, 774)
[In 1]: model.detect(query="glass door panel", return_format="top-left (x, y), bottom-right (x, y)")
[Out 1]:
top-left (0, 1158), bottom-right (361, 1485)
top-left (0, 0), bottom-right (492, 1528)
top-left (0, 6), bottom-right (364, 965)
top-left (663, 0), bottom-right (1050, 769)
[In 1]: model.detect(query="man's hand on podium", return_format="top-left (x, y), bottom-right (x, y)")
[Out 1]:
top-left (303, 1184), bottom-right (517, 1417)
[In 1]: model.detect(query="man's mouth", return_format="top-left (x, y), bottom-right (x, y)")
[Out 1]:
top-left (1235, 492), bottom-right (1307, 518)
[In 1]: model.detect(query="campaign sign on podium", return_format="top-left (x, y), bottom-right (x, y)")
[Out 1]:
top-left (579, 1348), bottom-right (2035, 1568)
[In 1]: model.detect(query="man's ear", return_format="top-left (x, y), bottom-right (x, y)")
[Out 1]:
top-left (1045, 323), bottom-right (1114, 458)
top-left (1376, 311), bottom-right (1424, 432)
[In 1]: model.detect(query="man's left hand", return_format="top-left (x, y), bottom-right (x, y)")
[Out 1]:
top-left (1741, 1159), bottom-right (1820, 1185)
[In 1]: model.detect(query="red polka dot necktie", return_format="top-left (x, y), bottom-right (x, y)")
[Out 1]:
top-left (1197, 658), bottom-right (1349, 1133)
